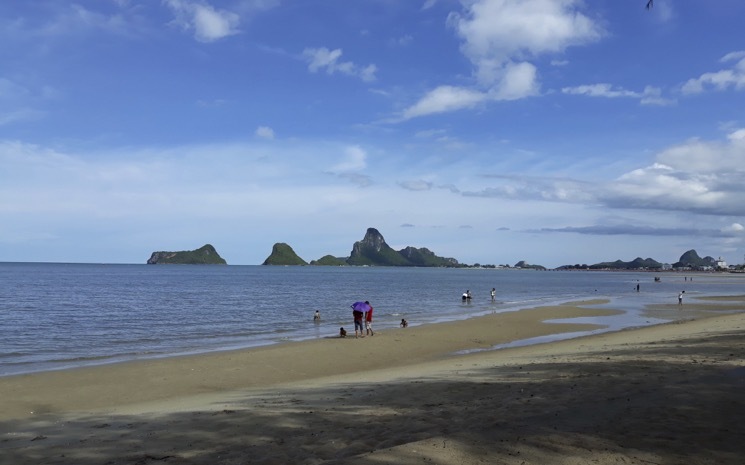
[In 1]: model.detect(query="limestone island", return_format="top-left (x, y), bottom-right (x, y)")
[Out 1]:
top-left (146, 244), bottom-right (227, 265)
top-left (262, 228), bottom-right (461, 267)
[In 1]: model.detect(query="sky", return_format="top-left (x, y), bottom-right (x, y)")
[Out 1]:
top-left (1, 0), bottom-right (745, 268)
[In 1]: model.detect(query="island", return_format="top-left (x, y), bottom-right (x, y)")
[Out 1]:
top-left (262, 228), bottom-right (461, 267)
top-left (146, 244), bottom-right (227, 265)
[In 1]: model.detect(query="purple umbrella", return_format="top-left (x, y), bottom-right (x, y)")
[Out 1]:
top-left (351, 301), bottom-right (371, 312)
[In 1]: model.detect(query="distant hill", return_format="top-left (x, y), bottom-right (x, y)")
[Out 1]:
top-left (514, 260), bottom-right (547, 270)
top-left (588, 257), bottom-right (662, 270)
top-left (347, 228), bottom-right (412, 266)
top-left (399, 246), bottom-right (460, 267)
top-left (556, 249), bottom-right (725, 271)
top-left (262, 243), bottom-right (308, 265)
top-left (261, 227), bottom-right (461, 267)
top-left (346, 228), bottom-right (461, 267)
top-left (309, 255), bottom-right (347, 266)
top-left (673, 249), bottom-right (716, 268)
top-left (146, 244), bottom-right (227, 265)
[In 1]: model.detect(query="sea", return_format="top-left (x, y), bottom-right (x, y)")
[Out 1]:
top-left (1, 262), bottom-right (743, 377)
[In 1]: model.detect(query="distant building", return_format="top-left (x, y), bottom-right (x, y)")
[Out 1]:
top-left (716, 257), bottom-right (728, 269)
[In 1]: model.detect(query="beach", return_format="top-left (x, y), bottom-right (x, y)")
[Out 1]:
top-left (2, 298), bottom-right (744, 464)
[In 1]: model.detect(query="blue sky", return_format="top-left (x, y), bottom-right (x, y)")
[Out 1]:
top-left (1, 0), bottom-right (744, 267)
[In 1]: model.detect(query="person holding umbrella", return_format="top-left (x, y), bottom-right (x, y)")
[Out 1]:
top-left (351, 301), bottom-right (370, 338)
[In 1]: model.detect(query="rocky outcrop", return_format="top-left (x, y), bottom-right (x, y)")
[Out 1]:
top-left (146, 244), bottom-right (227, 265)
top-left (262, 243), bottom-right (308, 265)
top-left (588, 257), bottom-right (661, 270)
top-left (347, 228), bottom-right (413, 266)
top-left (514, 260), bottom-right (547, 270)
top-left (310, 255), bottom-right (348, 266)
top-left (346, 228), bottom-right (460, 267)
top-left (261, 227), bottom-right (460, 267)
top-left (399, 246), bottom-right (460, 267)
top-left (673, 250), bottom-right (716, 269)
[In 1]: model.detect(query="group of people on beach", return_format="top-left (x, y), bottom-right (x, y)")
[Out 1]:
top-left (462, 288), bottom-right (498, 302)
top-left (331, 301), bottom-right (409, 338)
top-left (351, 302), bottom-right (374, 338)
top-left (335, 301), bottom-right (376, 338)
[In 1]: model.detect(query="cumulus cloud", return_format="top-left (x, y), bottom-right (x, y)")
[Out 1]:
top-left (450, 129), bottom-right (745, 218)
top-left (399, 0), bottom-right (602, 120)
top-left (722, 223), bottom-right (744, 234)
top-left (255, 126), bottom-right (275, 140)
top-left (682, 50), bottom-right (745, 94)
top-left (656, 130), bottom-right (745, 173)
top-left (449, 0), bottom-right (602, 85)
top-left (302, 47), bottom-right (377, 82)
top-left (598, 129), bottom-right (745, 216)
top-left (164, 0), bottom-right (240, 42)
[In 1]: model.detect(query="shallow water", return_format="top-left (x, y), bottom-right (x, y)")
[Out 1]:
top-left (0, 262), bottom-right (741, 376)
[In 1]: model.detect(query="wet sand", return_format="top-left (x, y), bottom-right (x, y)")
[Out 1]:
top-left (2, 298), bottom-right (744, 464)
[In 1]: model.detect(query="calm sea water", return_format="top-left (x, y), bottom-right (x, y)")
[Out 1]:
top-left (1, 263), bottom-right (742, 376)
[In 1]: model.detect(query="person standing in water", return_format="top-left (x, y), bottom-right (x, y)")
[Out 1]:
top-left (490, 287), bottom-right (496, 302)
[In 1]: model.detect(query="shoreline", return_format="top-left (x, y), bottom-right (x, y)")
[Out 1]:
top-left (2, 298), bottom-right (744, 464)
top-left (1, 300), bottom-right (620, 420)
top-left (3, 296), bottom-right (742, 420)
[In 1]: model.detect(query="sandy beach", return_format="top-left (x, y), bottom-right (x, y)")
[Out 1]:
top-left (2, 298), bottom-right (744, 464)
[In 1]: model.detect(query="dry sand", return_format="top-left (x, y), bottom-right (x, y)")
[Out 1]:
top-left (1, 298), bottom-right (744, 464)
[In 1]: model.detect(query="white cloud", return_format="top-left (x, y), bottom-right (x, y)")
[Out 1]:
top-left (164, 0), bottom-right (240, 42)
top-left (598, 129), bottom-right (745, 215)
top-left (562, 83), bottom-right (640, 98)
top-left (723, 223), bottom-right (744, 234)
top-left (490, 61), bottom-right (539, 100)
top-left (302, 47), bottom-right (377, 82)
top-left (330, 145), bottom-right (367, 172)
top-left (401, 85), bottom-right (487, 120)
top-left (454, 128), bottom-right (745, 218)
top-left (400, 0), bottom-right (601, 120)
top-left (562, 83), bottom-right (674, 106)
top-left (681, 51), bottom-right (745, 94)
top-left (449, 0), bottom-right (603, 86)
top-left (255, 126), bottom-right (275, 140)
top-left (656, 129), bottom-right (745, 173)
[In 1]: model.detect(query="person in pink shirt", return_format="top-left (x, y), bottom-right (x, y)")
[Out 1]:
top-left (364, 302), bottom-right (374, 336)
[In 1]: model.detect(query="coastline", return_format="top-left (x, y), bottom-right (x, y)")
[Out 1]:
top-left (1, 300), bottom-right (618, 420)
top-left (2, 298), bottom-right (744, 464)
